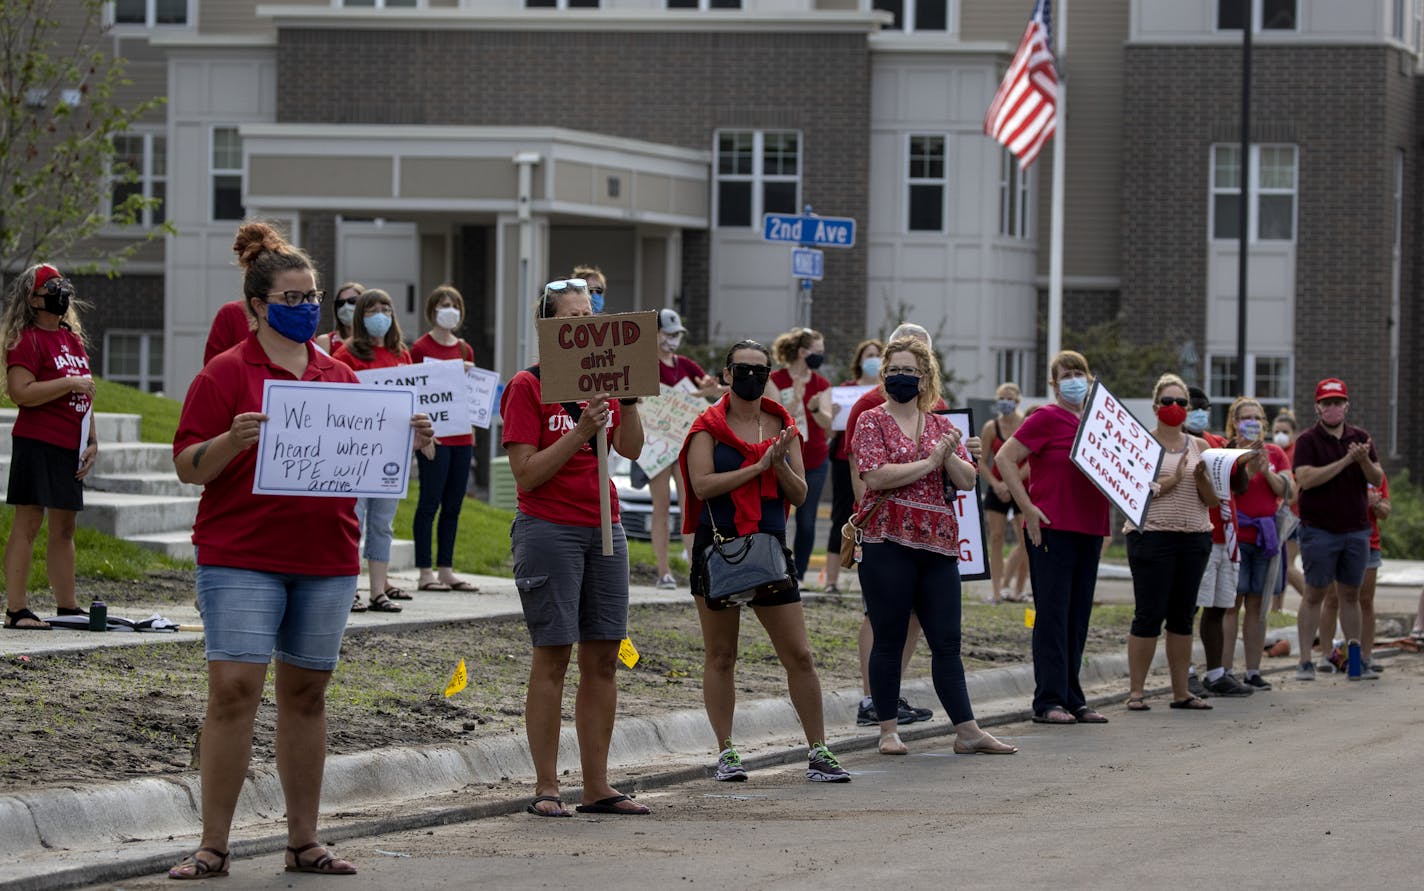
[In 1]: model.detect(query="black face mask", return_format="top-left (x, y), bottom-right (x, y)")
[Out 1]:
top-left (727, 363), bottom-right (770, 402)
top-left (805, 352), bottom-right (825, 370)
top-left (38, 278), bottom-right (74, 316)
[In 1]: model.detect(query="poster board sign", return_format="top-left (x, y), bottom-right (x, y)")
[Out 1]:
top-left (1069, 381), bottom-right (1164, 528)
top-left (356, 359), bottom-right (469, 438)
top-left (465, 366), bottom-right (501, 430)
top-left (637, 384), bottom-right (711, 479)
top-left (534, 311), bottom-right (660, 404)
top-left (936, 409), bottom-right (989, 581)
top-left (254, 380), bottom-right (415, 498)
top-left (1200, 448), bottom-right (1252, 501)
top-left (830, 385), bottom-right (875, 432)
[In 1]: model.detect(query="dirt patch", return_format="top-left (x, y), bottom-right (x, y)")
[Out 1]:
top-left (2, 569), bottom-right (1156, 794)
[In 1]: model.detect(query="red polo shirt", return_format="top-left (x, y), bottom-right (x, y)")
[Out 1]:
top-left (409, 333), bottom-right (475, 447)
top-left (174, 335), bottom-right (361, 575)
top-left (7, 325), bottom-right (92, 449)
top-left (1011, 403), bottom-right (1110, 537)
top-left (203, 300), bottom-right (252, 365)
top-left (771, 368), bottom-right (831, 469)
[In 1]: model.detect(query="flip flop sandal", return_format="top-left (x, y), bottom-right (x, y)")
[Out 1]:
top-left (368, 593), bottom-right (402, 613)
top-left (1126, 696), bottom-right (1151, 711)
top-left (526, 795), bottom-right (572, 817)
top-left (1032, 708), bottom-right (1077, 724)
top-left (1170, 697), bottom-right (1213, 710)
top-left (417, 581), bottom-right (452, 591)
top-left (168, 847), bottom-right (230, 880)
top-left (446, 581), bottom-right (480, 592)
top-left (383, 586), bottom-right (413, 600)
top-left (285, 842), bottom-right (356, 875)
top-left (4, 608), bottom-right (52, 630)
top-left (1074, 707), bottom-right (1109, 724)
top-left (575, 794), bottom-right (651, 815)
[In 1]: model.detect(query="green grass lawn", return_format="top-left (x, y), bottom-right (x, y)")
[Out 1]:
top-left (0, 505), bottom-right (190, 590)
top-left (2, 377), bottom-right (181, 444)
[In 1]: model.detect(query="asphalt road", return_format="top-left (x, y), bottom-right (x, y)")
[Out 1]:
top-left (98, 654), bottom-right (1424, 890)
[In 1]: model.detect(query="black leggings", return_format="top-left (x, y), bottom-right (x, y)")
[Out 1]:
top-left (825, 456), bottom-right (855, 552)
top-left (858, 540), bottom-right (973, 726)
top-left (1126, 530), bottom-right (1212, 637)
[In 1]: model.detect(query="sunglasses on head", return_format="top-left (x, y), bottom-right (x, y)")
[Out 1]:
top-left (544, 278), bottom-right (587, 293)
top-left (730, 363), bottom-right (770, 382)
top-left (1159, 397), bottom-right (1189, 407)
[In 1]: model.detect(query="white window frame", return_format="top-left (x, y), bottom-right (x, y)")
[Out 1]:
top-left (1214, 0), bottom-right (1298, 32)
top-left (107, 130), bottom-right (166, 230)
top-left (713, 129), bottom-right (802, 230)
top-left (1206, 352), bottom-right (1293, 426)
top-left (666, 0), bottom-right (742, 8)
top-left (1209, 143), bottom-right (1297, 243)
top-left (332, 0), bottom-right (425, 8)
top-left (106, 0), bottom-right (194, 29)
top-left (996, 349), bottom-right (1034, 396)
top-left (873, 0), bottom-right (953, 33)
top-left (999, 148), bottom-right (1031, 239)
top-left (905, 133), bottom-right (947, 234)
top-left (210, 125), bottom-right (244, 224)
top-left (103, 330), bottom-right (164, 393)
top-left (524, 0), bottom-right (602, 8)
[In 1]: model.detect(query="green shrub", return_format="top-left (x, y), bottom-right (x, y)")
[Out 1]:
top-left (1381, 469), bottom-right (1424, 561)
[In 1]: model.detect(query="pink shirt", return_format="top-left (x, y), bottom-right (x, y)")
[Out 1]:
top-left (1011, 404), bottom-right (1110, 537)
top-left (852, 407), bottom-right (971, 558)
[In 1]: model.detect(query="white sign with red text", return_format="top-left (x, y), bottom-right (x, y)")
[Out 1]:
top-left (938, 409), bottom-right (989, 581)
top-left (1069, 381), bottom-right (1164, 528)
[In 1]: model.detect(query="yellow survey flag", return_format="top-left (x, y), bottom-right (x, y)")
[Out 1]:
top-left (618, 638), bottom-right (640, 669)
top-left (1024, 608), bottom-right (1036, 629)
top-left (443, 658), bottom-right (468, 697)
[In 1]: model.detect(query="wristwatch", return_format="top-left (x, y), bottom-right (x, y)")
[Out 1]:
top-left (618, 398), bottom-right (639, 407)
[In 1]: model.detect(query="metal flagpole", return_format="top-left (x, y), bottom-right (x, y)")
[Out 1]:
top-left (1236, 16), bottom-right (1252, 393)
top-left (1046, 0), bottom-right (1066, 365)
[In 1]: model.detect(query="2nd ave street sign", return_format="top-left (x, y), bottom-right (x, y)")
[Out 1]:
top-left (762, 214), bottom-right (856, 248)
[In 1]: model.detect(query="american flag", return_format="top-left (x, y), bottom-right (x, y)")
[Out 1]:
top-left (984, 0), bottom-right (1058, 169)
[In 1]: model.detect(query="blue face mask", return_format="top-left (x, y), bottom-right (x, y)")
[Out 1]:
top-left (995, 399), bottom-right (1017, 417)
top-left (265, 302), bottom-right (320, 343)
top-left (364, 312), bottom-right (392, 339)
top-left (1185, 409), bottom-right (1210, 433)
top-left (1057, 376), bottom-right (1089, 405)
top-left (884, 374), bottom-right (921, 404)
top-left (1237, 419), bottom-right (1262, 441)
top-left (590, 290), bottom-right (605, 314)
top-left (860, 357), bottom-right (882, 378)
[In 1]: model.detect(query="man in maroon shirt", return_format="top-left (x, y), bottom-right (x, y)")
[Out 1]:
top-left (1291, 378), bottom-right (1383, 681)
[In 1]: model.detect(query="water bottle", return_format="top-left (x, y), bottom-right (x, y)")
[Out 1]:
top-left (88, 599), bottom-right (107, 632)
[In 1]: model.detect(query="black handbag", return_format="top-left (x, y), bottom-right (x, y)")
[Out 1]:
top-left (702, 508), bottom-right (795, 607)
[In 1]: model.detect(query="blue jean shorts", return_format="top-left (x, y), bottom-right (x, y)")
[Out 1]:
top-left (1299, 526), bottom-right (1370, 589)
top-left (1366, 547), bottom-right (1382, 570)
top-left (511, 512), bottom-right (629, 647)
top-left (1236, 542), bottom-right (1271, 596)
top-left (196, 564), bottom-right (357, 671)
top-left (356, 497), bottom-right (399, 562)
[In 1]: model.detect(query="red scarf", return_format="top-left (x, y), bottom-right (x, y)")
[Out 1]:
top-left (678, 396), bottom-right (797, 537)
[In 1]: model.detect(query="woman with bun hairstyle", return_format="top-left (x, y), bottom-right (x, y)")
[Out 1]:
top-left (316, 281), bottom-right (362, 355)
top-left (822, 338), bottom-right (882, 595)
top-left (408, 285), bottom-right (480, 593)
top-left (769, 327), bottom-right (834, 583)
top-left (169, 222), bottom-right (433, 878)
top-left (2, 264), bottom-right (96, 630)
top-left (330, 289), bottom-right (418, 612)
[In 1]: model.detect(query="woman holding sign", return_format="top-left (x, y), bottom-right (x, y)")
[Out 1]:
top-left (502, 277), bottom-right (649, 817)
top-left (852, 338), bottom-right (1014, 756)
top-left (331, 290), bottom-right (417, 613)
top-left (169, 222), bottom-right (433, 879)
top-left (409, 285), bottom-right (480, 594)
top-left (770, 327), bottom-right (834, 583)
top-left (995, 350), bottom-right (1111, 725)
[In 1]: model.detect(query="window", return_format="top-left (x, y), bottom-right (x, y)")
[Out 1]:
top-left (873, 0), bottom-right (949, 32)
top-left (110, 132), bottom-right (166, 228)
top-left (104, 331), bottom-right (164, 394)
top-left (1207, 354), bottom-right (1292, 429)
top-left (715, 130), bottom-right (800, 228)
top-left (1217, 0), bottom-right (1296, 31)
top-left (907, 135), bottom-right (946, 232)
top-left (996, 349), bottom-right (1033, 395)
top-left (999, 149), bottom-right (1031, 239)
top-left (668, 0), bottom-right (741, 8)
top-left (111, 0), bottom-right (189, 26)
top-left (1210, 144), bottom-right (1296, 242)
top-left (211, 127), bottom-right (244, 222)
top-left (340, 0), bottom-right (420, 7)
top-left (526, 0), bottom-right (600, 7)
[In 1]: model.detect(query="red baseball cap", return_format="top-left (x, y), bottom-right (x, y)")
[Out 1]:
top-left (32, 264), bottom-right (61, 289)
top-left (1314, 378), bottom-right (1348, 402)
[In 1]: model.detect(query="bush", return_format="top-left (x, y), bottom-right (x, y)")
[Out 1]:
top-left (1381, 469), bottom-right (1424, 561)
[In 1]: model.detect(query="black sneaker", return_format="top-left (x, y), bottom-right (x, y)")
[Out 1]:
top-left (855, 701), bottom-right (879, 726)
top-left (1187, 674), bottom-right (1210, 699)
top-left (898, 698), bottom-right (933, 724)
top-left (1203, 672), bottom-right (1254, 697)
top-left (1242, 673), bottom-right (1272, 690)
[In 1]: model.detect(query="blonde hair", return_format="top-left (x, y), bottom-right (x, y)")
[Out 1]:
top-left (1273, 406), bottom-right (1298, 432)
top-left (572, 264), bottom-right (604, 287)
top-left (1, 265), bottom-right (89, 398)
top-left (345, 288), bottom-right (407, 362)
top-left (1151, 372), bottom-right (1189, 404)
top-left (881, 337), bottom-right (941, 413)
top-left (996, 381), bottom-right (1021, 400)
top-left (1227, 396), bottom-right (1267, 443)
top-left (773, 327), bottom-right (822, 366)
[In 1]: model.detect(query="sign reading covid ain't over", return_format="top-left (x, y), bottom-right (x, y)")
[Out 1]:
top-left (1069, 381), bottom-right (1164, 528)
top-left (535, 311), bottom-right (661, 404)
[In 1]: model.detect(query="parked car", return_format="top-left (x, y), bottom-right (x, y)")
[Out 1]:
top-left (610, 454), bottom-right (681, 541)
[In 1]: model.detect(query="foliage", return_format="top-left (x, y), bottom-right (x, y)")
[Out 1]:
top-left (1061, 319), bottom-right (1184, 397)
top-left (0, 0), bottom-right (170, 274)
top-left (1381, 469), bottom-right (1424, 561)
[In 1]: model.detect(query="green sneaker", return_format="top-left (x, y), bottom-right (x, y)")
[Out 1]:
top-left (714, 741), bottom-right (747, 782)
top-left (806, 743), bottom-right (851, 783)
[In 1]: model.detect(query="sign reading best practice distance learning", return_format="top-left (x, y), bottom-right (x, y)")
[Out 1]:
top-left (1069, 381), bottom-right (1164, 528)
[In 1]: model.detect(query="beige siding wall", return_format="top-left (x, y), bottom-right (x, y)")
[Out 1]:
top-left (962, 0), bottom-right (1127, 282)
top-left (198, 0), bottom-right (303, 36)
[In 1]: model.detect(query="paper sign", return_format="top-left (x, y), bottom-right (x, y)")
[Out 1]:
top-left (78, 408), bottom-right (92, 469)
top-left (357, 359), bottom-right (469, 438)
top-left (777, 386), bottom-right (809, 440)
top-left (534, 311), bottom-right (660, 404)
top-left (618, 638), bottom-right (640, 669)
top-left (465, 366), bottom-right (501, 430)
top-left (253, 380), bottom-right (415, 498)
top-left (939, 409), bottom-right (989, 581)
top-left (830, 385), bottom-right (875, 432)
top-left (636, 384), bottom-right (710, 479)
top-left (1069, 381), bottom-right (1164, 528)
top-left (444, 658), bottom-right (468, 697)
top-left (1200, 448), bottom-right (1252, 501)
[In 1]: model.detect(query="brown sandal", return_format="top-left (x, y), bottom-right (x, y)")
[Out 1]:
top-left (367, 592), bottom-right (402, 613)
top-left (383, 586), bottom-right (413, 601)
top-left (285, 842), bottom-right (356, 875)
top-left (168, 847), bottom-right (230, 880)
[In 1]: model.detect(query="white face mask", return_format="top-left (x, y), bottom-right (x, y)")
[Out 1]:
top-left (434, 306), bottom-right (461, 330)
top-left (1273, 431), bottom-right (1291, 447)
top-left (659, 333), bottom-right (683, 351)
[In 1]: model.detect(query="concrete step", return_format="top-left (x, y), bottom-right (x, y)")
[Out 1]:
top-left (76, 492), bottom-right (200, 539)
top-left (86, 472), bottom-right (202, 498)
top-left (0, 411), bottom-right (143, 454)
top-left (127, 532), bottom-right (416, 571)
top-left (92, 442), bottom-right (176, 475)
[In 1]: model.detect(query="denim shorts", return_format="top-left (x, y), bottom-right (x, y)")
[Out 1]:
top-left (1299, 525), bottom-right (1370, 588)
top-left (511, 512), bottom-right (629, 647)
top-left (196, 564), bottom-right (357, 671)
top-left (1236, 542), bottom-right (1270, 596)
top-left (1367, 547), bottom-right (1382, 570)
top-left (356, 497), bottom-right (399, 563)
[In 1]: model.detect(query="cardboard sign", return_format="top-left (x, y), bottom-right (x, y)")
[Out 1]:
top-left (830, 385), bottom-right (875, 432)
top-left (939, 409), bottom-right (989, 581)
top-left (253, 380), bottom-right (415, 498)
top-left (1069, 381), bottom-right (1164, 528)
top-left (1201, 448), bottom-right (1253, 501)
top-left (356, 359), bottom-right (469, 438)
top-left (636, 384), bottom-right (711, 479)
top-left (534, 310), bottom-right (660, 404)
top-left (465, 366), bottom-right (501, 430)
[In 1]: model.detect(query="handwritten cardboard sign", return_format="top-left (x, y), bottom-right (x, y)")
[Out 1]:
top-left (357, 359), bottom-right (469, 438)
top-left (830, 385), bottom-right (875, 432)
top-left (637, 384), bottom-right (712, 478)
top-left (1069, 381), bottom-right (1164, 528)
top-left (939, 409), bottom-right (989, 581)
top-left (1201, 448), bottom-right (1252, 501)
top-left (535, 310), bottom-right (660, 404)
top-left (253, 380), bottom-right (415, 498)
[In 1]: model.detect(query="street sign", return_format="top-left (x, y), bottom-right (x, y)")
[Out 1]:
top-left (791, 247), bottom-right (824, 281)
top-left (762, 213), bottom-right (856, 248)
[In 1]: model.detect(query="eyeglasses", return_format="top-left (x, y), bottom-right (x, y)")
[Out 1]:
top-left (884, 366), bottom-right (922, 377)
top-left (266, 289), bottom-right (325, 306)
top-left (544, 278), bottom-right (587, 293)
top-left (1158, 397), bottom-right (1189, 408)
top-left (335, 296), bottom-right (358, 307)
top-left (588, 286), bottom-right (605, 295)
top-left (37, 277), bottom-right (75, 298)
top-left (729, 363), bottom-right (770, 383)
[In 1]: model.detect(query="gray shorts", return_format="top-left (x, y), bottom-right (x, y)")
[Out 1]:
top-left (511, 512), bottom-right (630, 647)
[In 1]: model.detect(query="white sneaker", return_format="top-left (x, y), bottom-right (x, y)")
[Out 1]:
top-left (656, 574), bottom-right (677, 590)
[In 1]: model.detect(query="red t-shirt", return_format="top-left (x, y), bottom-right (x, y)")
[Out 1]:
top-left (659, 354), bottom-right (706, 388)
top-left (174, 336), bottom-right (361, 575)
top-left (410, 333), bottom-right (475, 447)
top-left (330, 342), bottom-right (410, 372)
top-left (769, 369), bottom-right (831, 470)
top-left (1234, 443), bottom-right (1291, 545)
top-left (7, 325), bottom-right (92, 449)
top-left (204, 300), bottom-right (251, 365)
top-left (1011, 403), bottom-right (1110, 537)
top-left (499, 368), bottom-right (622, 527)
top-left (1293, 422), bottom-right (1378, 533)
top-left (1369, 473), bottom-right (1389, 550)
